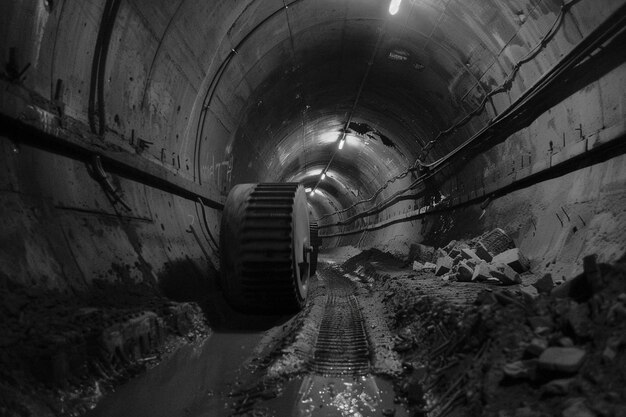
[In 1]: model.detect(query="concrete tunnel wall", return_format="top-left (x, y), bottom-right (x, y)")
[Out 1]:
top-left (0, 0), bottom-right (625, 296)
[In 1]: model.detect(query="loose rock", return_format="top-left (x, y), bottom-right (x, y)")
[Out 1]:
top-left (475, 243), bottom-right (493, 262)
top-left (538, 347), bottom-right (586, 374)
top-left (542, 378), bottom-right (575, 396)
top-left (492, 248), bottom-right (530, 273)
top-left (503, 360), bottom-right (536, 380)
top-left (423, 262), bottom-right (437, 271)
top-left (490, 263), bottom-right (522, 285)
top-left (526, 338), bottom-right (548, 357)
top-left (412, 261), bottom-right (424, 272)
top-left (461, 248), bottom-right (481, 262)
top-left (561, 399), bottom-right (596, 417)
top-left (435, 255), bottom-right (453, 276)
top-left (533, 273), bottom-right (555, 294)
top-left (472, 262), bottom-right (491, 282)
top-left (457, 261), bottom-right (474, 282)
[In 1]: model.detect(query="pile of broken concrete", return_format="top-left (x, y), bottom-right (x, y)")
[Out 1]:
top-left (388, 245), bottom-right (626, 416)
top-left (411, 228), bottom-right (530, 285)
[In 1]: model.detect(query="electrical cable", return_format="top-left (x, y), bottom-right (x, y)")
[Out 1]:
top-left (311, 22), bottom-right (387, 193)
top-left (319, 0), bottom-right (584, 221)
top-left (322, 0), bottom-right (626, 229)
top-left (197, 197), bottom-right (220, 252)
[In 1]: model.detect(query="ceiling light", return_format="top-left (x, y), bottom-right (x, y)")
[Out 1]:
top-left (305, 187), bottom-right (312, 193)
top-left (310, 190), bottom-right (315, 197)
top-left (320, 172), bottom-right (326, 180)
top-left (389, 0), bottom-right (401, 15)
top-left (338, 138), bottom-right (345, 150)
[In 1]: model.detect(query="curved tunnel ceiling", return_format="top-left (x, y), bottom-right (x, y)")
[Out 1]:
top-left (188, 0), bottom-right (535, 217)
top-left (4, 0), bottom-right (612, 221)
top-left (2, 2), bottom-right (626, 413)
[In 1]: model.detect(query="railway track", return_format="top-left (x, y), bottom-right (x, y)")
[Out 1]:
top-left (309, 268), bottom-right (370, 376)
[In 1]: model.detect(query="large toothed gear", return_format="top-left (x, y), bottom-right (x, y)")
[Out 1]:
top-left (220, 183), bottom-right (311, 313)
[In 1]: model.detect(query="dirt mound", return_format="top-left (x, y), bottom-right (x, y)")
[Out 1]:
top-left (378, 255), bottom-right (626, 416)
top-left (343, 248), bottom-right (407, 273)
top-left (0, 277), bottom-right (209, 416)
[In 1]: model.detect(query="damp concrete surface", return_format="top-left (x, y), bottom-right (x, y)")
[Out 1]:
top-left (85, 332), bottom-right (265, 417)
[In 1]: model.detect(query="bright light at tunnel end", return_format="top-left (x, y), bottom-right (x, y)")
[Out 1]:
top-left (389, 0), bottom-right (402, 15)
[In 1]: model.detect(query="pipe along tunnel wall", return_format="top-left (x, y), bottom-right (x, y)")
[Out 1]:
top-left (1, 0), bottom-right (624, 295)
top-left (0, 0), bottom-right (625, 413)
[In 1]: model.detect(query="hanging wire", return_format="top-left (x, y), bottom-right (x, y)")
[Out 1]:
top-left (319, 0), bottom-right (581, 221)
top-left (311, 21), bottom-right (387, 193)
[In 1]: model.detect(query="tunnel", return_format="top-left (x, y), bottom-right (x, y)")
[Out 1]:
top-left (1, 0), bottom-right (625, 415)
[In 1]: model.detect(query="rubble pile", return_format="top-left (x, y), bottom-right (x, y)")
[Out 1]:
top-left (343, 248), bottom-right (407, 277)
top-left (0, 278), bottom-right (209, 416)
top-left (365, 246), bottom-right (626, 416)
top-left (411, 228), bottom-right (532, 286)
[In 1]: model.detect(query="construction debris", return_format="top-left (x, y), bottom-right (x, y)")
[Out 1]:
top-left (342, 232), bottom-right (626, 417)
top-left (414, 228), bottom-right (532, 286)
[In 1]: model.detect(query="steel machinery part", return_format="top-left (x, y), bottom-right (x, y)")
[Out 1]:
top-left (220, 183), bottom-right (311, 313)
top-left (309, 220), bottom-right (321, 275)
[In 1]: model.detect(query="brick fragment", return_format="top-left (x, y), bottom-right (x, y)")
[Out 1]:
top-left (475, 243), bottom-right (493, 262)
top-left (435, 255), bottom-right (453, 276)
top-left (472, 262), bottom-right (490, 281)
top-left (478, 228), bottom-right (515, 255)
top-left (460, 248), bottom-right (481, 262)
top-left (492, 248), bottom-right (530, 273)
top-left (489, 263), bottom-right (521, 285)
top-left (457, 261), bottom-right (473, 282)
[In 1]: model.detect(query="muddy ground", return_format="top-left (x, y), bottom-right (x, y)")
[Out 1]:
top-left (351, 249), bottom-right (625, 416)
top-left (0, 278), bottom-right (210, 416)
top-left (224, 245), bottom-right (626, 417)
top-left (1, 244), bottom-right (625, 417)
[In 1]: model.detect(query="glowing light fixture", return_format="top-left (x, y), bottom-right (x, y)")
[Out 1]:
top-left (310, 189), bottom-right (315, 197)
top-left (320, 172), bottom-right (326, 180)
top-left (338, 138), bottom-right (345, 150)
top-left (389, 0), bottom-right (401, 15)
top-left (305, 187), bottom-right (312, 193)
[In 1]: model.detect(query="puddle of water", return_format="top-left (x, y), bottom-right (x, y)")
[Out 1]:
top-left (85, 331), bottom-right (264, 417)
top-left (262, 375), bottom-right (409, 417)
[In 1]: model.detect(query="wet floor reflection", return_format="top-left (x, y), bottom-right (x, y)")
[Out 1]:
top-left (265, 375), bottom-right (408, 417)
top-left (85, 332), bottom-right (265, 417)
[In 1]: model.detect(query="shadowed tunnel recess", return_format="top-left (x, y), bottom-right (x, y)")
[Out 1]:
top-left (0, 0), bottom-right (626, 416)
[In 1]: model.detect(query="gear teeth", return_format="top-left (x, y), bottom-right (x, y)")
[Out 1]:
top-left (309, 221), bottom-right (320, 275)
top-left (223, 183), bottom-right (308, 313)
